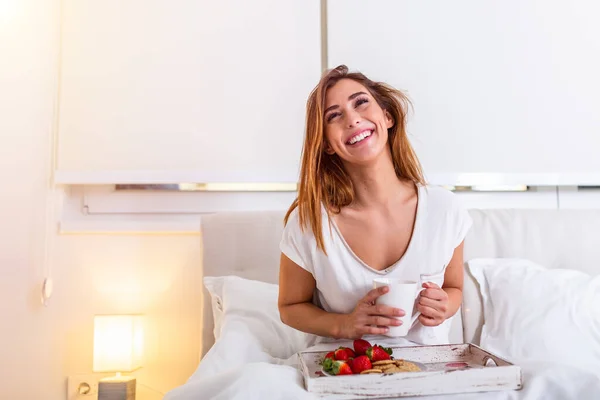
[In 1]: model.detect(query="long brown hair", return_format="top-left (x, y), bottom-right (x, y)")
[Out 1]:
top-left (284, 65), bottom-right (425, 254)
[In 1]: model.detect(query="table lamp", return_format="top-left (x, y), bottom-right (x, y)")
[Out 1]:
top-left (93, 315), bottom-right (144, 400)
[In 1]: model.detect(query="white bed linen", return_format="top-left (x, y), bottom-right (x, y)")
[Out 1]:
top-left (164, 328), bottom-right (600, 400)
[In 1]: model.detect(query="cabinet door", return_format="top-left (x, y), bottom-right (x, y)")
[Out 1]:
top-left (58, 0), bottom-right (321, 184)
top-left (327, 0), bottom-right (600, 186)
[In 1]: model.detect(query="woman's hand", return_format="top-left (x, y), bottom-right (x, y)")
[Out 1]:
top-left (337, 286), bottom-right (405, 339)
top-left (417, 282), bottom-right (450, 326)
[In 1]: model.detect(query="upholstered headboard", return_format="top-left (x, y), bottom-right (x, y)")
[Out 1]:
top-left (200, 208), bottom-right (600, 358)
top-left (199, 210), bottom-right (465, 357)
top-left (461, 209), bottom-right (600, 344)
top-left (200, 211), bottom-right (286, 357)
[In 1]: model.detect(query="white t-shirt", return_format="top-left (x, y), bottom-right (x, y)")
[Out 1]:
top-left (279, 184), bottom-right (472, 346)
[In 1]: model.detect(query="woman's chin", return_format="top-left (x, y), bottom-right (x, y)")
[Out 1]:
top-left (341, 144), bottom-right (388, 166)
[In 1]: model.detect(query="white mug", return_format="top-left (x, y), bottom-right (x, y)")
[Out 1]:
top-left (372, 278), bottom-right (422, 337)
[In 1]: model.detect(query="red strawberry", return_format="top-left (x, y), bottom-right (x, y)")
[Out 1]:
top-left (350, 355), bottom-right (372, 374)
top-left (330, 360), bottom-right (353, 375)
top-left (324, 351), bottom-right (335, 361)
top-left (353, 339), bottom-right (372, 356)
top-left (366, 345), bottom-right (392, 362)
top-left (342, 347), bottom-right (356, 359)
top-left (334, 347), bottom-right (351, 361)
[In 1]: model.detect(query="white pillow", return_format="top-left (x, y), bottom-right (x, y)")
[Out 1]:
top-left (203, 275), bottom-right (314, 359)
top-left (468, 258), bottom-right (600, 373)
top-left (204, 275), bottom-right (226, 340)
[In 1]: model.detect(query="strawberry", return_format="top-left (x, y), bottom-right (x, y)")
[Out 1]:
top-left (324, 351), bottom-right (335, 361)
top-left (366, 345), bottom-right (393, 362)
top-left (334, 347), bottom-right (349, 361)
top-left (343, 347), bottom-right (356, 359)
top-left (334, 347), bottom-right (355, 361)
top-left (322, 357), bottom-right (333, 372)
top-left (350, 355), bottom-right (372, 374)
top-left (329, 360), bottom-right (353, 375)
top-left (353, 339), bottom-right (372, 356)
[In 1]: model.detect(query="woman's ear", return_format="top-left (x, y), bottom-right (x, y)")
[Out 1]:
top-left (384, 110), bottom-right (394, 129)
top-left (324, 141), bottom-right (336, 155)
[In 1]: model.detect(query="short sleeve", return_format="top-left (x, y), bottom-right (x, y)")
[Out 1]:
top-left (279, 209), bottom-right (314, 275)
top-left (452, 196), bottom-right (473, 248)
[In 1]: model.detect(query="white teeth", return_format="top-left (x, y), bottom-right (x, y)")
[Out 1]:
top-left (348, 130), bottom-right (372, 145)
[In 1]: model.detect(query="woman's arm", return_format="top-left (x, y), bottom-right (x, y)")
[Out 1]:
top-left (278, 253), bottom-right (403, 339)
top-left (441, 240), bottom-right (465, 317)
top-left (417, 241), bottom-right (465, 326)
top-left (278, 253), bottom-right (345, 338)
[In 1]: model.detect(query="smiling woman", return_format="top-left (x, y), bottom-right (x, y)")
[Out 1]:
top-left (290, 65), bottom-right (425, 251)
top-left (278, 65), bottom-right (472, 347)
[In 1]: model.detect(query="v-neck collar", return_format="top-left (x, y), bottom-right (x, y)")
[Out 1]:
top-left (327, 184), bottom-right (425, 275)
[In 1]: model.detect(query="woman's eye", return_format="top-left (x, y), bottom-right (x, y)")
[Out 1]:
top-left (326, 112), bottom-right (341, 122)
top-left (355, 98), bottom-right (369, 107)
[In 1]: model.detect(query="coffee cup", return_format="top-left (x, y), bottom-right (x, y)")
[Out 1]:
top-left (372, 278), bottom-right (422, 337)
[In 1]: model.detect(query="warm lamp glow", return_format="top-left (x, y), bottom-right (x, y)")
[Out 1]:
top-left (93, 315), bottom-right (144, 373)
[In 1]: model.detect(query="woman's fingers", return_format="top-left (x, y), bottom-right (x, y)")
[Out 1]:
top-left (418, 313), bottom-right (441, 327)
top-left (367, 315), bottom-right (402, 327)
top-left (416, 303), bottom-right (444, 326)
top-left (420, 286), bottom-right (447, 301)
top-left (361, 286), bottom-right (389, 304)
top-left (368, 303), bottom-right (405, 317)
top-left (361, 325), bottom-right (390, 336)
top-left (418, 296), bottom-right (442, 309)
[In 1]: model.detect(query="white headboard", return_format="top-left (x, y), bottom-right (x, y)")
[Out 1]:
top-left (200, 211), bottom-right (286, 357)
top-left (199, 210), bottom-right (463, 358)
top-left (200, 208), bottom-right (600, 358)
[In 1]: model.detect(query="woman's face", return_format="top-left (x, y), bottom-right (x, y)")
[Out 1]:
top-left (323, 78), bottom-right (393, 166)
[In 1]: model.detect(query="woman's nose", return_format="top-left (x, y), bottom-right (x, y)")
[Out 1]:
top-left (345, 109), bottom-right (361, 127)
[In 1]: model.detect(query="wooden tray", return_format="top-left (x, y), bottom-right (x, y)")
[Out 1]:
top-left (298, 343), bottom-right (522, 398)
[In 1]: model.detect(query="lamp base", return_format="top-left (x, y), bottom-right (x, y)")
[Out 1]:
top-left (98, 375), bottom-right (136, 400)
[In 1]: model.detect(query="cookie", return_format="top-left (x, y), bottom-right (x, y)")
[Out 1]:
top-left (396, 361), bottom-right (421, 372)
top-left (359, 369), bottom-right (383, 374)
top-left (381, 361), bottom-right (421, 374)
top-left (372, 360), bottom-right (395, 366)
top-left (382, 366), bottom-right (404, 374)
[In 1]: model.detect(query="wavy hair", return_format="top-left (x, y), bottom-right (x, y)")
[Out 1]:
top-left (285, 65), bottom-right (425, 254)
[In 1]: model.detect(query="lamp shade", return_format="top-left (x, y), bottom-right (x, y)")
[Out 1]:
top-left (93, 315), bottom-right (144, 373)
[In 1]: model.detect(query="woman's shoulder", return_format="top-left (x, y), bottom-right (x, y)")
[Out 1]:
top-left (282, 204), bottom-right (328, 242)
top-left (420, 184), bottom-right (473, 247)
top-left (421, 184), bottom-right (467, 216)
top-left (282, 206), bottom-right (304, 239)
top-left (422, 183), bottom-right (458, 203)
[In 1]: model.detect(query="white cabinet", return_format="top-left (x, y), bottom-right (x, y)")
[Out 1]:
top-left (57, 0), bottom-right (321, 184)
top-left (327, 0), bottom-right (600, 186)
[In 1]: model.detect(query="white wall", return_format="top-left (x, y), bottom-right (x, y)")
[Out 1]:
top-left (0, 0), bottom-right (61, 396)
top-left (0, 2), bottom-right (203, 399)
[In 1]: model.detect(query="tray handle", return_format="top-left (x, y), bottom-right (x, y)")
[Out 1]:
top-left (483, 356), bottom-right (498, 367)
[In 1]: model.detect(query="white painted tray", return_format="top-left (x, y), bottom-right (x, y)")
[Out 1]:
top-left (298, 343), bottom-right (522, 398)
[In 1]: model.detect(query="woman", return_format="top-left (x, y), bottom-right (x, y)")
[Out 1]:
top-left (278, 65), bottom-right (472, 345)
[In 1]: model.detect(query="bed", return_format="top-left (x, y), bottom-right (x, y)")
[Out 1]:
top-left (164, 209), bottom-right (600, 399)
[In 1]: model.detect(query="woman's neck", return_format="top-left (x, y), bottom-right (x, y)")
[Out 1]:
top-left (344, 148), bottom-right (414, 210)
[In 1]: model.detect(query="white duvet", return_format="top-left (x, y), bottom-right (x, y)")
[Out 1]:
top-left (164, 321), bottom-right (600, 400)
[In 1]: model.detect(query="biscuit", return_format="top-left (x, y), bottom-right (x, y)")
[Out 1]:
top-left (382, 361), bottom-right (421, 374)
top-left (359, 369), bottom-right (383, 374)
top-left (382, 366), bottom-right (403, 374)
top-left (397, 362), bottom-right (421, 372)
top-left (372, 360), bottom-right (395, 366)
